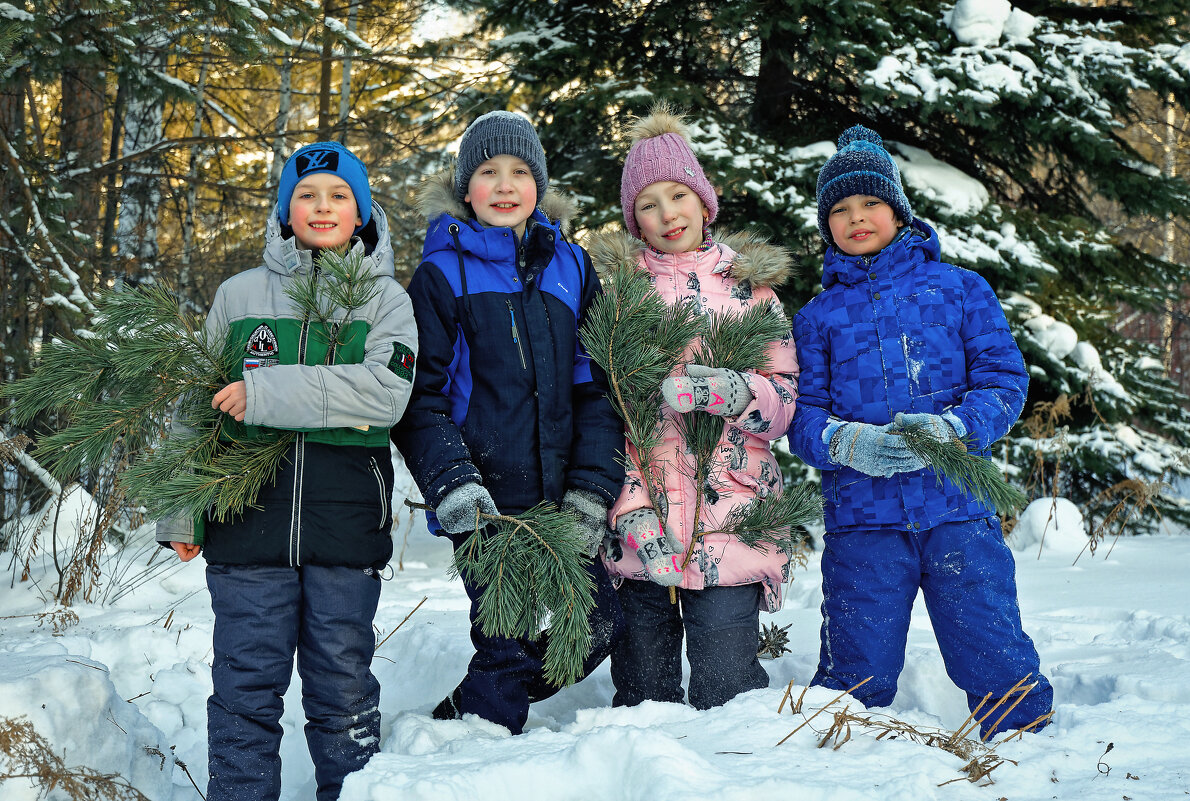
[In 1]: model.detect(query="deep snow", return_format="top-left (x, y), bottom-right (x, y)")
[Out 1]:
top-left (1, 476), bottom-right (1189, 800)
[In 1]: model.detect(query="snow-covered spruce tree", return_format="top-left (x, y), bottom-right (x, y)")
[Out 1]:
top-left (452, 0), bottom-right (1190, 533)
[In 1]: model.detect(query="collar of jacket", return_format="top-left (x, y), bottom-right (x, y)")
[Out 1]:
top-left (586, 228), bottom-right (794, 289)
top-left (821, 218), bottom-right (940, 289)
top-left (262, 199), bottom-right (396, 280)
top-left (416, 167), bottom-right (577, 235)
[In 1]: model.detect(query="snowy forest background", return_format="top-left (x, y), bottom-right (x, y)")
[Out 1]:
top-left (0, 0), bottom-right (1189, 796)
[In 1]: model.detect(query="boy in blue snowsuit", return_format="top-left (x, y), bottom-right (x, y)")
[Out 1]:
top-left (392, 111), bottom-right (625, 734)
top-left (789, 126), bottom-right (1053, 737)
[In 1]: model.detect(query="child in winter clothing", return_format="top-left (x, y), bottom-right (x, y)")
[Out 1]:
top-left (594, 106), bottom-right (800, 710)
top-left (789, 125), bottom-right (1053, 737)
top-left (155, 141), bottom-right (418, 800)
top-left (392, 110), bottom-right (626, 734)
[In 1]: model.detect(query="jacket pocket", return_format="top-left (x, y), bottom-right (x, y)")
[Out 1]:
top-left (369, 456), bottom-right (390, 530)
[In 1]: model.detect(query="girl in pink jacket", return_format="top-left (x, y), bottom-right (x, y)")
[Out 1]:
top-left (592, 106), bottom-right (799, 710)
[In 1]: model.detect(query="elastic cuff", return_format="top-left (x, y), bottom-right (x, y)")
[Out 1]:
top-left (822, 418), bottom-right (846, 446)
top-left (942, 411), bottom-right (967, 439)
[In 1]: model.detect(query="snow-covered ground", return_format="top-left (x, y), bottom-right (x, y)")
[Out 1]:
top-left (2, 487), bottom-right (1189, 800)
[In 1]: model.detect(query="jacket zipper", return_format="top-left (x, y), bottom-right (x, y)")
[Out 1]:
top-left (369, 456), bottom-right (389, 529)
top-left (289, 263), bottom-right (319, 566)
top-left (506, 299), bottom-right (527, 370)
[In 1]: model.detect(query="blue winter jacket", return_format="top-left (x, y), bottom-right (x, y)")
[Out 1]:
top-left (392, 171), bottom-right (624, 531)
top-left (789, 220), bottom-right (1027, 533)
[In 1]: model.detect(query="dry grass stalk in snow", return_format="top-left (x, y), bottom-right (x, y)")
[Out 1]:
top-left (0, 716), bottom-right (151, 800)
top-left (775, 677), bottom-right (1052, 786)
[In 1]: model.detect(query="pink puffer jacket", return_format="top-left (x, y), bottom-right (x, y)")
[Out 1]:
top-left (590, 231), bottom-right (799, 612)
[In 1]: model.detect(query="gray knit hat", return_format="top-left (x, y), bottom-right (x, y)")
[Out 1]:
top-left (816, 125), bottom-right (913, 244)
top-left (454, 110), bottom-right (548, 205)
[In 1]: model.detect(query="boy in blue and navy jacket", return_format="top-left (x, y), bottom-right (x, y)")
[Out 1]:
top-left (789, 126), bottom-right (1053, 737)
top-left (392, 111), bottom-right (625, 734)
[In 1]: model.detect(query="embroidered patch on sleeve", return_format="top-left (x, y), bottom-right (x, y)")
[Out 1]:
top-left (388, 342), bottom-right (415, 380)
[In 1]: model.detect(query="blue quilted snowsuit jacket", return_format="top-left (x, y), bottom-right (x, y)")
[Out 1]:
top-left (789, 220), bottom-right (1027, 533)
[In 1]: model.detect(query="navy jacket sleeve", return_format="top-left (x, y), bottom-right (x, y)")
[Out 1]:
top-left (565, 247), bottom-right (626, 504)
top-left (391, 262), bottom-right (482, 507)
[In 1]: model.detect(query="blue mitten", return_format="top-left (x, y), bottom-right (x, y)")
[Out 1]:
top-left (661, 365), bottom-right (751, 417)
top-left (436, 482), bottom-right (499, 534)
top-left (894, 412), bottom-right (967, 447)
top-left (616, 509), bottom-right (684, 586)
top-left (562, 488), bottom-right (610, 559)
top-left (829, 421), bottom-right (925, 477)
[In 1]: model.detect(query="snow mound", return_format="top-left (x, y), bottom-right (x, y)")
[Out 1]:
top-left (0, 653), bottom-right (178, 801)
top-left (1009, 497), bottom-right (1086, 554)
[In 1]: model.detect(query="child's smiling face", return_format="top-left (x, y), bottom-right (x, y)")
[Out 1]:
top-left (288, 172), bottom-right (361, 250)
top-left (465, 154), bottom-right (538, 238)
top-left (633, 181), bottom-right (708, 254)
top-left (827, 194), bottom-right (904, 256)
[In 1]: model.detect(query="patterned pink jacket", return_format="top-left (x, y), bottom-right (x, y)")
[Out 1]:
top-left (590, 231), bottom-right (800, 612)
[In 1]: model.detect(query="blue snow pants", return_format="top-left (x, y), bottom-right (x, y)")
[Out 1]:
top-left (449, 534), bottom-right (625, 734)
top-left (206, 564), bottom-right (382, 801)
top-left (610, 580), bottom-right (769, 710)
top-left (812, 517), bottom-right (1053, 738)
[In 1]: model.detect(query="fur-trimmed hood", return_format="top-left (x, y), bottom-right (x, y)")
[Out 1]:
top-left (586, 228), bottom-right (794, 289)
top-left (414, 168), bottom-right (578, 234)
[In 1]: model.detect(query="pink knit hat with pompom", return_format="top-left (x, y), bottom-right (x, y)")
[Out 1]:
top-left (620, 104), bottom-right (718, 239)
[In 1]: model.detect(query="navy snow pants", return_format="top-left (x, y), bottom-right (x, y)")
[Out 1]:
top-left (611, 580), bottom-right (769, 710)
top-left (206, 564), bottom-right (382, 801)
top-left (812, 517), bottom-right (1053, 737)
top-left (447, 536), bottom-right (625, 734)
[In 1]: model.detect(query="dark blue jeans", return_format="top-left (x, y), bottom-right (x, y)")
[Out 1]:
top-left (812, 517), bottom-right (1053, 737)
top-left (205, 564), bottom-right (382, 801)
top-left (611, 580), bottom-right (769, 710)
top-left (448, 533), bottom-right (625, 734)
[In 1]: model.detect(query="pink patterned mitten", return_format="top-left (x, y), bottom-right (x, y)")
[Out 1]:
top-left (616, 509), bottom-right (683, 587)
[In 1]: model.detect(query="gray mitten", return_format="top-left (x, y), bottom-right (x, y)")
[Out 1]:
top-left (436, 482), bottom-right (499, 535)
top-left (661, 365), bottom-right (751, 417)
top-left (894, 411), bottom-right (967, 445)
top-left (562, 488), bottom-right (610, 559)
top-left (616, 508), bottom-right (683, 586)
top-left (829, 421), bottom-right (925, 477)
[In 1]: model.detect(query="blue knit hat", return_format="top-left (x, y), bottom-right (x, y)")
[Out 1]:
top-left (277, 141), bottom-right (372, 228)
top-left (454, 110), bottom-right (548, 205)
top-left (815, 125), bottom-right (912, 244)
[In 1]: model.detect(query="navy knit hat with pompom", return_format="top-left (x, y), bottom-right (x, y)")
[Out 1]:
top-left (815, 125), bottom-right (913, 244)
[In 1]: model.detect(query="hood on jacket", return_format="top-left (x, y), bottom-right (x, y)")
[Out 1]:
top-left (586, 228), bottom-right (794, 289)
top-left (264, 199), bottom-right (396, 280)
top-left (821, 218), bottom-right (939, 290)
top-left (414, 168), bottom-right (578, 234)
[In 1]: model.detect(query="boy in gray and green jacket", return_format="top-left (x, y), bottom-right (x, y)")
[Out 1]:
top-left (156, 141), bottom-right (416, 801)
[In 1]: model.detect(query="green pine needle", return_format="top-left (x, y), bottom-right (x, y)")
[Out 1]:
top-left (684, 302), bottom-right (791, 465)
top-left (2, 254), bottom-right (384, 531)
top-left (579, 258), bottom-right (704, 461)
top-left (723, 481), bottom-right (822, 552)
top-left (450, 503), bottom-right (596, 687)
top-left (897, 424), bottom-right (1028, 517)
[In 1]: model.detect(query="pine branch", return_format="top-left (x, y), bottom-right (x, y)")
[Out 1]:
top-left (2, 257), bottom-right (383, 531)
top-left (449, 503), bottom-right (595, 687)
top-left (897, 424), bottom-right (1028, 517)
top-left (284, 247), bottom-right (382, 354)
top-left (722, 481), bottom-right (822, 552)
top-left (579, 258), bottom-right (704, 461)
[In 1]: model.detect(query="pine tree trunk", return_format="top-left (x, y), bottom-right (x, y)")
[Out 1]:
top-left (114, 30), bottom-right (168, 285)
top-left (59, 0), bottom-right (105, 287)
top-left (0, 66), bottom-right (29, 387)
top-left (180, 37), bottom-right (212, 288)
